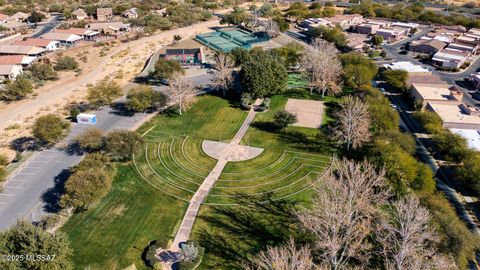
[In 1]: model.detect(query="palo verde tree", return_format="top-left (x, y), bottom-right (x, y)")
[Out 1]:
top-left (32, 114), bottom-right (70, 145)
top-left (126, 85), bottom-right (167, 112)
top-left (86, 79), bottom-right (123, 107)
top-left (150, 58), bottom-right (184, 81)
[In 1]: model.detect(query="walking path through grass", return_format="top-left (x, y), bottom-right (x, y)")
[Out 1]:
top-left (170, 99), bottom-right (261, 252)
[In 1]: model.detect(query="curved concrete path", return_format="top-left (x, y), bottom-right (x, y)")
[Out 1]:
top-left (170, 99), bottom-right (261, 252)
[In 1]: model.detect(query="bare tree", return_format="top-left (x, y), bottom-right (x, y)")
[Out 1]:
top-left (166, 75), bottom-right (196, 115)
top-left (301, 38), bottom-right (342, 97)
top-left (333, 96), bottom-right (371, 150)
top-left (245, 238), bottom-right (316, 270)
top-left (264, 19), bottom-right (280, 38)
top-left (212, 52), bottom-right (235, 96)
top-left (379, 196), bottom-right (457, 270)
top-left (297, 158), bottom-right (389, 270)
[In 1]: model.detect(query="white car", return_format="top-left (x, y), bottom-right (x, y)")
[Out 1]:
top-left (390, 104), bottom-right (398, 110)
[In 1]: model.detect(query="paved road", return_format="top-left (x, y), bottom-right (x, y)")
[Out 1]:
top-left (382, 29), bottom-right (480, 107)
top-left (0, 73), bottom-right (214, 230)
top-left (388, 92), bottom-right (480, 234)
top-left (31, 15), bottom-right (61, 38)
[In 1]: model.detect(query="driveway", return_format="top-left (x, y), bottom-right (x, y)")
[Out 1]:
top-left (0, 73), bottom-right (214, 230)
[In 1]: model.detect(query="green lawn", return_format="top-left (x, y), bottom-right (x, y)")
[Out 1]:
top-left (62, 91), bottom-right (338, 270)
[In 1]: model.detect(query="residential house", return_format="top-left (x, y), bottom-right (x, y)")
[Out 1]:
top-left (0, 55), bottom-right (36, 66)
top-left (55, 28), bottom-right (100, 40)
top-left (11, 12), bottom-right (29, 22)
top-left (447, 42), bottom-right (477, 55)
top-left (301, 18), bottom-right (331, 30)
top-left (438, 25), bottom-right (467, 34)
top-left (72, 8), bottom-right (88, 20)
top-left (432, 48), bottom-right (469, 69)
top-left (327, 14), bottom-right (363, 30)
top-left (0, 45), bottom-right (46, 56)
top-left (365, 19), bottom-right (391, 28)
top-left (163, 48), bottom-right (205, 66)
top-left (376, 28), bottom-right (407, 41)
top-left (123, 7), bottom-right (139, 19)
top-left (96, 8), bottom-right (113, 21)
top-left (409, 39), bottom-right (446, 54)
top-left (40, 32), bottom-right (83, 47)
top-left (346, 33), bottom-right (367, 51)
top-left (356, 23), bottom-right (380, 35)
top-left (469, 72), bottom-right (480, 90)
top-left (0, 64), bottom-right (22, 81)
top-left (86, 22), bottom-right (130, 35)
top-left (14, 38), bottom-right (60, 51)
top-left (428, 102), bottom-right (480, 130)
top-left (391, 22), bottom-right (419, 31)
top-left (409, 83), bottom-right (462, 109)
top-left (407, 74), bottom-right (446, 87)
top-left (382, 61), bottom-right (431, 75)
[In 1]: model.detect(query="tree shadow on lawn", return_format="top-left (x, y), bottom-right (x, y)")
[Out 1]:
top-left (279, 130), bottom-right (337, 154)
top-left (41, 169), bottom-right (72, 213)
top-left (196, 193), bottom-right (308, 269)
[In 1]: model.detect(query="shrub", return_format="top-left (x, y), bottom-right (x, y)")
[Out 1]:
top-left (0, 75), bottom-right (33, 101)
top-left (32, 114), bottom-right (70, 145)
top-left (29, 63), bottom-right (58, 81)
top-left (74, 127), bottom-right (104, 152)
top-left (105, 130), bottom-right (142, 161)
top-left (240, 92), bottom-right (253, 110)
top-left (54, 56), bottom-right (79, 71)
top-left (432, 131), bottom-right (470, 163)
top-left (412, 111), bottom-right (443, 134)
top-left (86, 79), bottom-right (122, 107)
top-left (273, 110), bottom-right (297, 131)
top-left (61, 153), bottom-right (114, 210)
top-left (126, 85), bottom-right (167, 112)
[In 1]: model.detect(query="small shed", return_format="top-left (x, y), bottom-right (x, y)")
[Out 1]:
top-left (77, 113), bottom-right (97, 125)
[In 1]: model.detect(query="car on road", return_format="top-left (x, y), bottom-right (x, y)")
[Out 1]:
top-left (390, 104), bottom-right (398, 110)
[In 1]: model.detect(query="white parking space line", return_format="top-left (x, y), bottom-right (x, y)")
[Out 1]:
top-left (8, 179), bottom-right (28, 182)
top-left (3, 185), bottom-right (21, 190)
top-left (15, 172), bottom-right (36, 176)
top-left (0, 193), bottom-right (14, 197)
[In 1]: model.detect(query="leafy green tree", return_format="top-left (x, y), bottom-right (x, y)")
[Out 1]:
top-left (412, 111), bottom-right (443, 134)
top-left (272, 42), bottom-right (303, 69)
top-left (74, 127), bottom-right (104, 152)
top-left (286, 2), bottom-right (309, 22)
top-left (456, 153), bottom-right (480, 196)
top-left (340, 53), bottom-right (378, 89)
top-left (310, 26), bottom-right (347, 48)
top-left (54, 56), bottom-right (79, 71)
top-left (29, 63), bottom-right (58, 81)
top-left (432, 131), bottom-right (470, 163)
top-left (144, 14), bottom-right (173, 33)
top-left (382, 69), bottom-right (408, 92)
top-left (220, 7), bottom-right (250, 25)
top-left (105, 130), bottom-right (142, 161)
top-left (28, 10), bottom-right (46, 23)
top-left (240, 51), bottom-right (288, 97)
top-left (412, 164), bottom-right (435, 194)
top-left (86, 79), bottom-right (122, 107)
top-left (372, 35), bottom-right (384, 46)
top-left (126, 85), bottom-right (167, 112)
top-left (150, 58), bottom-right (184, 81)
top-left (0, 75), bottom-right (33, 101)
top-left (61, 153), bottom-right (114, 210)
top-left (273, 17), bottom-right (289, 32)
top-left (273, 110), bottom-right (297, 131)
top-left (32, 114), bottom-right (70, 145)
top-left (0, 220), bottom-right (73, 270)
top-left (365, 87), bottom-right (399, 132)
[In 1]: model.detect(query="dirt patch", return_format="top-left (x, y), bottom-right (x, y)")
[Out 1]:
top-left (285, 98), bottom-right (324, 128)
top-left (110, 204), bottom-right (127, 217)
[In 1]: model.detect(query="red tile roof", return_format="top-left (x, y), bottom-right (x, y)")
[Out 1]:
top-left (14, 38), bottom-right (52, 47)
top-left (55, 28), bottom-right (88, 36)
top-left (0, 55), bottom-right (24, 65)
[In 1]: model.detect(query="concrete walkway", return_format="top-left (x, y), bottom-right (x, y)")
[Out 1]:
top-left (170, 99), bottom-right (261, 251)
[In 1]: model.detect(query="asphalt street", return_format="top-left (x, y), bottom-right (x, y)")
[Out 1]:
top-left (0, 72), bottom-right (213, 230)
top-left (382, 28), bottom-right (480, 106)
top-left (31, 15), bottom-right (61, 38)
